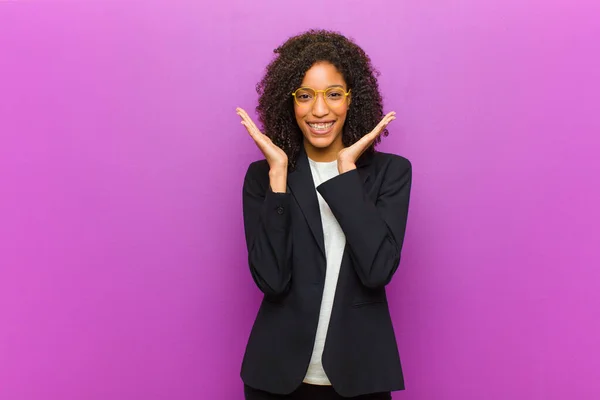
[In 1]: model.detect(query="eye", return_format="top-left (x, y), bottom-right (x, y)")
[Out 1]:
top-left (295, 89), bottom-right (314, 102)
top-left (326, 89), bottom-right (345, 102)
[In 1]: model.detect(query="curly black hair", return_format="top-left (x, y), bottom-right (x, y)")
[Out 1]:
top-left (256, 29), bottom-right (388, 170)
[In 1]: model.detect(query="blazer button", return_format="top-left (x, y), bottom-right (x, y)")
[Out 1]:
top-left (276, 206), bottom-right (284, 215)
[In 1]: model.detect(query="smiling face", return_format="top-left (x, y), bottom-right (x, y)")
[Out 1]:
top-left (293, 62), bottom-right (350, 162)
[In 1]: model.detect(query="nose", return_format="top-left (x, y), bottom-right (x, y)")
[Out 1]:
top-left (312, 93), bottom-right (330, 117)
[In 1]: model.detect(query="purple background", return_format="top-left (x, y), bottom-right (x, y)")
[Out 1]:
top-left (1, 1), bottom-right (599, 399)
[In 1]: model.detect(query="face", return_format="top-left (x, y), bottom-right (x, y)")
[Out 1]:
top-left (293, 62), bottom-right (350, 161)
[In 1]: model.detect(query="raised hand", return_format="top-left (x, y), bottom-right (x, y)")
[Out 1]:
top-left (336, 111), bottom-right (396, 174)
top-left (237, 107), bottom-right (288, 192)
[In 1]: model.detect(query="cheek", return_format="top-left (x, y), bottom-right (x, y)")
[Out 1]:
top-left (337, 109), bottom-right (348, 124)
top-left (294, 107), bottom-right (304, 123)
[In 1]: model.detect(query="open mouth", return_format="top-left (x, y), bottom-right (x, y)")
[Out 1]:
top-left (307, 121), bottom-right (335, 134)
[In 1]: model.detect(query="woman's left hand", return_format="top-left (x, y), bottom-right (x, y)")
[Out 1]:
top-left (336, 111), bottom-right (396, 173)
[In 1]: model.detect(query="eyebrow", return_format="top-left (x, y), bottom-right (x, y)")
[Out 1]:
top-left (300, 84), bottom-right (345, 89)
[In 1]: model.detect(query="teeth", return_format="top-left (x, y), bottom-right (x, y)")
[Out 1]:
top-left (308, 122), bottom-right (334, 130)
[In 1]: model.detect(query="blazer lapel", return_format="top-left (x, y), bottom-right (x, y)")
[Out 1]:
top-left (287, 149), bottom-right (326, 259)
top-left (286, 148), bottom-right (375, 260)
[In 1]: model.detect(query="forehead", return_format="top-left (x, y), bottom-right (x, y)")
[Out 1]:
top-left (300, 62), bottom-right (347, 89)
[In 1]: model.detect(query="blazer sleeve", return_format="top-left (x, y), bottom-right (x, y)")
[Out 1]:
top-left (242, 162), bottom-right (293, 296)
top-left (316, 157), bottom-right (412, 289)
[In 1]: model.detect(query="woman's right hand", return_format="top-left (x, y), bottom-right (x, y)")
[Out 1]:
top-left (237, 107), bottom-right (288, 192)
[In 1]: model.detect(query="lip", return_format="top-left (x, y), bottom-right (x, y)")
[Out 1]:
top-left (306, 121), bottom-right (336, 136)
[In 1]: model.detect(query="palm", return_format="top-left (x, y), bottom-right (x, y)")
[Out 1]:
top-left (237, 108), bottom-right (288, 169)
top-left (338, 111), bottom-right (396, 165)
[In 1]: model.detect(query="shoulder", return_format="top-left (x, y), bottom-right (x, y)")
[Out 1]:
top-left (243, 159), bottom-right (271, 193)
top-left (368, 152), bottom-right (412, 193)
top-left (371, 151), bottom-right (412, 175)
top-left (245, 159), bottom-right (270, 180)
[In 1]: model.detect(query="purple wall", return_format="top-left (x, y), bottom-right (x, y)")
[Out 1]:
top-left (1, 1), bottom-right (599, 399)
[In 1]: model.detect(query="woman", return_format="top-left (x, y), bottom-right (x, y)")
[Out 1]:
top-left (236, 29), bottom-right (412, 400)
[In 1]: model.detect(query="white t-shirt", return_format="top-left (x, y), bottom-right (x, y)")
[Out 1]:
top-left (303, 158), bottom-right (347, 386)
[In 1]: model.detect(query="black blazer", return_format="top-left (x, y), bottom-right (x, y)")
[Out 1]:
top-left (240, 147), bottom-right (412, 397)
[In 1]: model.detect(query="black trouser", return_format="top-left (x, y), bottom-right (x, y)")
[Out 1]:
top-left (244, 383), bottom-right (392, 400)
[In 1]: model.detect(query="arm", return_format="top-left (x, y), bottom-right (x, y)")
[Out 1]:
top-left (317, 158), bottom-right (412, 288)
top-left (242, 163), bottom-right (293, 296)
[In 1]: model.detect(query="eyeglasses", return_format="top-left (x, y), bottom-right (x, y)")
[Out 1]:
top-left (292, 87), bottom-right (351, 109)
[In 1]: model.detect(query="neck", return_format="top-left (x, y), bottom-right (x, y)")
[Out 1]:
top-left (303, 138), bottom-right (343, 163)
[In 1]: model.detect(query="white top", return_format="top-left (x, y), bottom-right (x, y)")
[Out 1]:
top-left (303, 158), bottom-right (347, 385)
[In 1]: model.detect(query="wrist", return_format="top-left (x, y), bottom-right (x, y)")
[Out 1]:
top-left (269, 167), bottom-right (288, 193)
top-left (269, 166), bottom-right (287, 178)
top-left (338, 162), bottom-right (356, 174)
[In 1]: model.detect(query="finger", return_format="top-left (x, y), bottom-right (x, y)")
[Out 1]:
top-left (237, 108), bottom-right (261, 134)
top-left (241, 121), bottom-right (259, 141)
top-left (379, 112), bottom-right (396, 128)
top-left (236, 107), bottom-right (248, 122)
top-left (240, 121), bottom-right (255, 139)
top-left (369, 117), bottom-right (389, 138)
top-left (240, 113), bottom-right (269, 148)
top-left (343, 112), bottom-right (396, 160)
top-left (242, 121), bottom-right (270, 151)
top-left (236, 108), bottom-right (252, 125)
top-left (237, 109), bottom-right (252, 127)
top-left (239, 113), bottom-right (259, 138)
top-left (247, 116), bottom-right (261, 134)
top-left (237, 107), bottom-right (249, 120)
top-left (365, 118), bottom-right (390, 142)
top-left (369, 112), bottom-right (396, 138)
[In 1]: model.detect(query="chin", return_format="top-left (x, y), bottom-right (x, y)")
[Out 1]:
top-left (304, 134), bottom-right (338, 149)
top-left (309, 137), bottom-right (335, 148)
